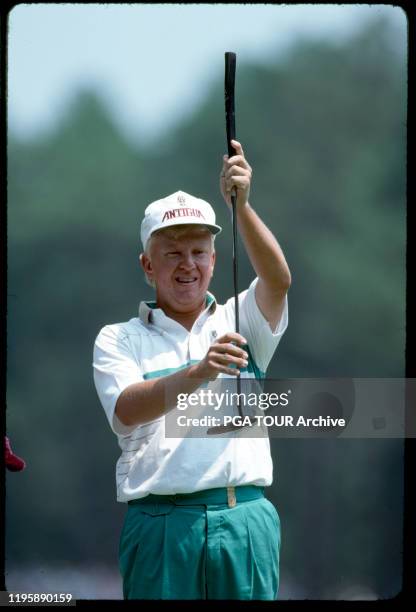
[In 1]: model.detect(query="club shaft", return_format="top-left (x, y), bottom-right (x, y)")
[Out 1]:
top-left (231, 194), bottom-right (243, 416)
top-left (225, 52), bottom-right (242, 418)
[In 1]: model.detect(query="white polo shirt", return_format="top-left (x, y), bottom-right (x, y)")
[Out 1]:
top-left (93, 277), bottom-right (288, 502)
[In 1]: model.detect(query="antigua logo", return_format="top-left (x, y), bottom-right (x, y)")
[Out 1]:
top-left (162, 208), bottom-right (206, 222)
top-left (177, 195), bottom-right (186, 205)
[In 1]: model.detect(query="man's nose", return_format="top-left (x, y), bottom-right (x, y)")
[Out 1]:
top-left (178, 253), bottom-right (196, 269)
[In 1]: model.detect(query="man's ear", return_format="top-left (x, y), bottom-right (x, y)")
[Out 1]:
top-left (210, 249), bottom-right (216, 277)
top-left (140, 253), bottom-right (153, 277)
top-left (140, 252), bottom-right (156, 289)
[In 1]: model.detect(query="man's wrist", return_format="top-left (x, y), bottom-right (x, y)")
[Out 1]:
top-left (235, 200), bottom-right (251, 219)
top-left (187, 363), bottom-right (202, 380)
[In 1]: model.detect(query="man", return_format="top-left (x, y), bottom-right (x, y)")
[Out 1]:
top-left (93, 140), bottom-right (291, 600)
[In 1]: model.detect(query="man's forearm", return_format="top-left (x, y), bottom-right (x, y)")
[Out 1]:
top-left (115, 364), bottom-right (204, 427)
top-left (237, 203), bottom-right (291, 290)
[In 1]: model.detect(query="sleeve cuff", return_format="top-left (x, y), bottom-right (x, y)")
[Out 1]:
top-left (248, 277), bottom-right (289, 337)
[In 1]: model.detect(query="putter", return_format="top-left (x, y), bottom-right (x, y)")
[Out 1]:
top-left (207, 52), bottom-right (255, 436)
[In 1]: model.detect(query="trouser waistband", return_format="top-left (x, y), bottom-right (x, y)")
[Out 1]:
top-left (128, 485), bottom-right (264, 508)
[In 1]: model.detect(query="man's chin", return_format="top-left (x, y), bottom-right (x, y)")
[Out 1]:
top-left (172, 290), bottom-right (207, 310)
top-left (174, 296), bottom-right (204, 309)
top-left (156, 284), bottom-right (210, 313)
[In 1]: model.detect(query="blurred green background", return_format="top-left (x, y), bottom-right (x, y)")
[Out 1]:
top-left (6, 12), bottom-right (406, 600)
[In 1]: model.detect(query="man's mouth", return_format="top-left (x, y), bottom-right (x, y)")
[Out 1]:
top-left (175, 276), bottom-right (198, 285)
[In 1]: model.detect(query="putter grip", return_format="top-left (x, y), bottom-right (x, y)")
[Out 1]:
top-left (225, 52), bottom-right (236, 158)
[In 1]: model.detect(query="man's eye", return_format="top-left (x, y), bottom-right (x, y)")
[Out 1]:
top-left (166, 252), bottom-right (180, 256)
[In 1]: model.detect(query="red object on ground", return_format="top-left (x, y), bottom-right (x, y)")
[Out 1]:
top-left (5, 436), bottom-right (26, 471)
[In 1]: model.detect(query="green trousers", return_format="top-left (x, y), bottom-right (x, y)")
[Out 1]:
top-left (119, 485), bottom-right (281, 600)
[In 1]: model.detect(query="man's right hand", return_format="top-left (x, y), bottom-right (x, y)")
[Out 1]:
top-left (116, 333), bottom-right (249, 428)
top-left (192, 333), bottom-right (248, 379)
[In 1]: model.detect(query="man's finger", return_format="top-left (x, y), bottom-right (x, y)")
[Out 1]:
top-left (231, 139), bottom-right (244, 157)
top-left (224, 165), bottom-right (249, 178)
top-left (226, 155), bottom-right (248, 167)
top-left (228, 176), bottom-right (250, 188)
top-left (215, 343), bottom-right (248, 357)
top-left (216, 354), bottom-right (248, 369)
top-left (218, 332), bottom-right (247, 344)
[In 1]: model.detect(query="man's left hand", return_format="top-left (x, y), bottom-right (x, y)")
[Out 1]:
top-left (220, 140), bottom-right (252, 210)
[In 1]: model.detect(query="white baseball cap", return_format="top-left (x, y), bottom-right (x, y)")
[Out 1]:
top-left (140, 190), bottom-right (222, 251)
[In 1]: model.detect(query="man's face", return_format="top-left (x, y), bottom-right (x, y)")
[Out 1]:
top-left (140, 225), bottom-right (216, 315)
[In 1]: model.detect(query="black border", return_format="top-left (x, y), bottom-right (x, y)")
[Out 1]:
top-left (1, 1), bottom-right (414, 606)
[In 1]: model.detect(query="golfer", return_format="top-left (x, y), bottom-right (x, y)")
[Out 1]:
top-left (93, 140), bottom-right (291, 600)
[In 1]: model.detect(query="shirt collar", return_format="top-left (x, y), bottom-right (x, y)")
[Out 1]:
top-left (138, 291), bottom-right (217, 327)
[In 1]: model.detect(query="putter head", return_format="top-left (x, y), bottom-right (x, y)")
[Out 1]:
top-left (206, 417), bottom-right (255, 436)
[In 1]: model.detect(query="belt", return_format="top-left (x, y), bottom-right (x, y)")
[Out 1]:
top-left (128, 485), bottom-right (264, 508)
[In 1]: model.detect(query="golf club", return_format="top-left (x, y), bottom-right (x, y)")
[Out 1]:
top-left (207, 52), bottom-right (255, 436)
